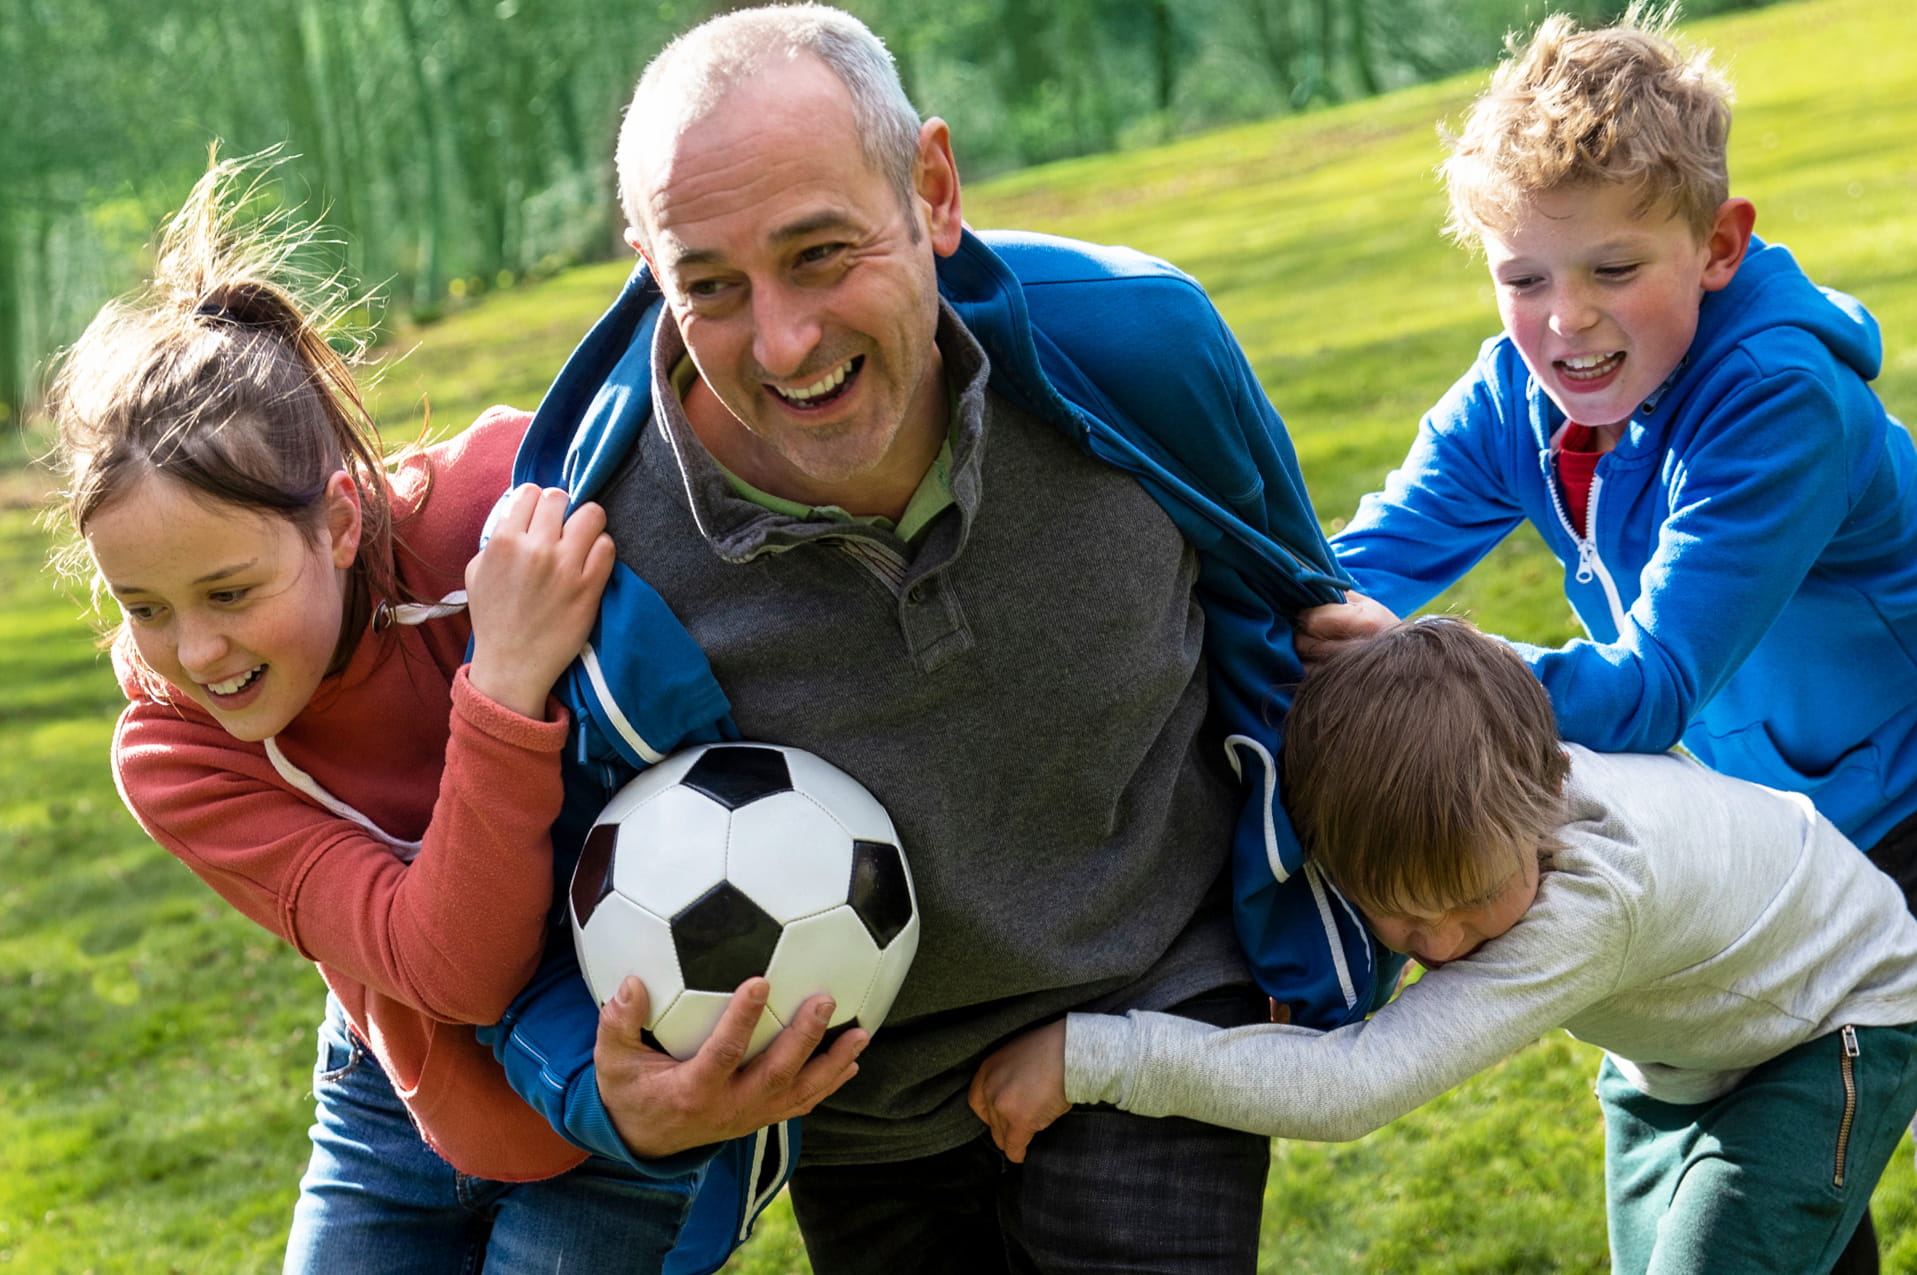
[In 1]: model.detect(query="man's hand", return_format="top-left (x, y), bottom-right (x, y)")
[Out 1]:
top-left (967, 1020), bottom-right (1069, 1165)
top-left (1294, 590), bottom-right (1399, 666)
top-left (595, 975), bottom-right (867, 1158)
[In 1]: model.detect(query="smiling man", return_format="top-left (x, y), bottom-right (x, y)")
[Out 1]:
top-left (479, 7), bottom-right (1374, 1273)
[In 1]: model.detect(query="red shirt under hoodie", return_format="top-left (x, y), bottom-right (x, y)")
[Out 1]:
top-left (110, 406), bottom-right (584, 1181)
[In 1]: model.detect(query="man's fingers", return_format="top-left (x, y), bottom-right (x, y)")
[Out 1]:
top-left (688, 978), bottom-right (773, 1077)
top-left (599, 975), bottom-right (653, 1044)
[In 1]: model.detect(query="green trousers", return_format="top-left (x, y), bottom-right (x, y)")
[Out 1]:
top-left (1600, 1022), bottom-right (1917, 1275)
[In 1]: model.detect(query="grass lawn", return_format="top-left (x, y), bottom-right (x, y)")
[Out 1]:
top-left (4, 0), bottom-right (1915, 1268)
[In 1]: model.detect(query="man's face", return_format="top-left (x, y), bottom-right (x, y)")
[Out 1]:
top-left (1482, 182), bottom-right (1738, 431)
top-left (633, 57), bottom-right (959, 511)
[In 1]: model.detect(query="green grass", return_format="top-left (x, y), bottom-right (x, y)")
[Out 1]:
top-left (4, 0), bottom-right (1914, 1268)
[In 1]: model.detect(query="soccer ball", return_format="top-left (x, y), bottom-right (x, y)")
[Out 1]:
top-left (569, 742), bottom-right (920, 1061)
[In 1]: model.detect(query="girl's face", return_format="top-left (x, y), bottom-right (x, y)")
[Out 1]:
top-left (85, 470), bottom-right (362, 742)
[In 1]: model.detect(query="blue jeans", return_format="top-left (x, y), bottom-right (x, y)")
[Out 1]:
top-left (787, 986), bottom-right (1272, 1275)
top-left (283, 997), bottom-right (695, 1274)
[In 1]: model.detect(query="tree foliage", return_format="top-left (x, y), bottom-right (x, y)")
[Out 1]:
top-left (2, 0), bottom-right (1776, 424)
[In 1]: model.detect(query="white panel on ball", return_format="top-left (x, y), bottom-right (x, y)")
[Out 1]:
top-left (861, 914), bottom-right (920, 1028)
top-left (575, 892), bottom-right (682, 1010)
top-left (609, 785), bottom-right (735, 919)
top-left (726, 796), bottom-right (856, 923)
top-left (783, 749), bottom-right (898, 844)
top-left (762, 907), bottom-right (884, 1027)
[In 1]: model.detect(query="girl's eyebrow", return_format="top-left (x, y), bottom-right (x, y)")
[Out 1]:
top-left (107, 560), bottom-right (260, 596)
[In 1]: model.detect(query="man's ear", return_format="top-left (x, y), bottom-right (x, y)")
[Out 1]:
top-left (624, 226), bottom-right (654, 272)
top-left (324, 470), bottom-right (363, 570)
top-left (914, 117), bottom-right (964, 258)
top-left (1701, 197), bottom-right (1756, 293)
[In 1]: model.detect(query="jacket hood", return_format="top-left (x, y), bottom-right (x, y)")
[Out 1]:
top-left (1690, 237), bottom-right (1884, 382)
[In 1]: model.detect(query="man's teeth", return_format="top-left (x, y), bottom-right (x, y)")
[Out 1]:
top-left (208, 666), bottom-right (264, 695)
top-left (775, 362), bottom-right (850, 402)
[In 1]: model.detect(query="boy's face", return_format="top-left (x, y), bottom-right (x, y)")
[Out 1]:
top-left (1481, 183), bottom-right (1745, 430)
top-left (1360, 854), bottom-right (1540, 970)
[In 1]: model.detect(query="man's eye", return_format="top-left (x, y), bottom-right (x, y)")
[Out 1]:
top-left (797, 243), bottom-right (845, 267)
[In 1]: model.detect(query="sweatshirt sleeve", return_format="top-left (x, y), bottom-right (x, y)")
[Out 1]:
top-left (1064, 862), bottom-right (1631, 1141)
top-left (1332, 351), bottom-right (1532, 617)
top-left (112, 667), bottom-right (569, 1025)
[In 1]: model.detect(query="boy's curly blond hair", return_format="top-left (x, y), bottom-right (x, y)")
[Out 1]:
top-left (1441, 3), bottom-right (1733, 246)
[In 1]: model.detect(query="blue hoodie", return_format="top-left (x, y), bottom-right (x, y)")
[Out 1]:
top-left (482, 229), bottom-right (1393, 1271)
top-left (1335, 238), bottom-right (1917, 849)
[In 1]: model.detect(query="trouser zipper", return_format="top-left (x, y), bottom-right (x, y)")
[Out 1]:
top-left (1835, 1024), bottom-right (1860, 1187)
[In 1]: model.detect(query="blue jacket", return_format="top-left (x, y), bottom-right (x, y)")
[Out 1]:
top-left (1336, 238), bottom-right (1917, 849)
top-left (483, 229), bottom-right (1387, 1271)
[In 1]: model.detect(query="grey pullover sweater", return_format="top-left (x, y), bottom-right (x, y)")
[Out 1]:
top-left (602, 306), bottom-right (1247, 1164)
top-left (1068, 746), bottom-right (1917, 1138)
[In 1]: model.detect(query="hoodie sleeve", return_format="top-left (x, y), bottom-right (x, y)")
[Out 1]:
top-left (1332, 343), bottom-right (1534, 616)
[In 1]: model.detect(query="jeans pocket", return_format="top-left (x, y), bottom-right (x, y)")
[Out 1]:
top-left (315, 1014), bottom-right (367, 1086)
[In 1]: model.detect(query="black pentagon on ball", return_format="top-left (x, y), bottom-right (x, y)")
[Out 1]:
top-left (681, 745), bottom-right (793, 810)
top-left (848, 840), bottom-right (913, 948)
top-left (672, 881), bottom-right (784, 991)
top-left (571, 823), bottom-right (620, 927)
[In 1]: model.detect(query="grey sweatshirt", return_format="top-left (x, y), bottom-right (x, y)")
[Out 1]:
top-left (1068, 745), bottom-right (1917, 1139)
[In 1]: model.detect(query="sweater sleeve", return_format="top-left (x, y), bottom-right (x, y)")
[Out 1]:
top-left (1332, 351), bottom-right (1532, 616)
top-left (1064, 862), bottom-right (1632, 1141)
top-left (113, 659), bottom-right (569, 1028)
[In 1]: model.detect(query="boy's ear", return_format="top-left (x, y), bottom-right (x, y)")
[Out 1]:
top-left (1700, 197), bottom-right (1757, 293)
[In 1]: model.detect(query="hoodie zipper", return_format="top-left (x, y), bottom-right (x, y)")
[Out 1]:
top-left (1543, 451), bottom-right (1629, 636)
top-left (1835, 1024), bottom-right (1860, 1187)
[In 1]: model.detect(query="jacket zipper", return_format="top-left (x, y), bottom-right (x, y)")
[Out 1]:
top-left (1835, 1024), bottom-right (1860, 1187)
top-left (1544, 452), bottom-right (1629, 636)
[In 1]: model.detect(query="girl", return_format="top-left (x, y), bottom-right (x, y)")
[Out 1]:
top-left (47, 155), bottom-right (695, 1271)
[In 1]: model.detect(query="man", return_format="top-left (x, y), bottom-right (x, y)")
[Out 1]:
top-left (484, 6), bottom-right (1384, 1272)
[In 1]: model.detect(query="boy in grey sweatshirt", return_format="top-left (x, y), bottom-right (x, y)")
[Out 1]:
top-left (970, 617), bottom-right (1917, 1275)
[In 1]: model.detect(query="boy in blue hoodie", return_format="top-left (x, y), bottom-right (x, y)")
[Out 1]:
top-left (1301, 8), bottom-right (1917, 895)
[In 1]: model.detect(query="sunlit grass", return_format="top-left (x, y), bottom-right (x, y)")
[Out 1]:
top-left (4, 0), bottom-right (1913, 1268)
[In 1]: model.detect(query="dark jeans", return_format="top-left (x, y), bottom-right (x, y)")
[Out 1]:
top-left (788, 986), bottom-right (1271, 1275)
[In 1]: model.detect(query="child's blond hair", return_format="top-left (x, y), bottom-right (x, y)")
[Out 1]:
top-left (1441, 3), bottom-right (1734, 245)
top-left (1283, 616), bottom-right (1568, 919)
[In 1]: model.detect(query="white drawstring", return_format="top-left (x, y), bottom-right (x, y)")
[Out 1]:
top-left (263, 588), bottom-right (468, 860)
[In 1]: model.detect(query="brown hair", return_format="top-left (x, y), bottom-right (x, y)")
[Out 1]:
top-left (1440, 2), bottom-right (1734, 244)
top-left (48, 150), bottom-right (399, 677)
top-left (1283, 616), bottom-right (1569, 918)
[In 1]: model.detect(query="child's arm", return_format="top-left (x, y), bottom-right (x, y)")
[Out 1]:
top-left (974, 869), bottom-right (1630, 1152)
top-left (1329, 352), bottom-right (1533, 618)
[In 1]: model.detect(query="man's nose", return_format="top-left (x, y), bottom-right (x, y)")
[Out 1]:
top-left (751, 281), bottom-right (823, 379)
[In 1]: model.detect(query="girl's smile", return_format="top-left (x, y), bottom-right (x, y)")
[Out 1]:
top-left (85, 470), bottom-right (361, 742)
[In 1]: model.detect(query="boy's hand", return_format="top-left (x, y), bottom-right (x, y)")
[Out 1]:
top-left (464, 485), bottom-right (615, 719)
top-left (595, 975), bottom-right (867, 1159)
top-left (968, 1020), bottom-right (1070, 1164)
top-left (1295, 590), bottom-right (1399, 666)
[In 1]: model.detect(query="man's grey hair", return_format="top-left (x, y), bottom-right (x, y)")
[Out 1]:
top-left (616, 4), bottom-right (924, 238)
